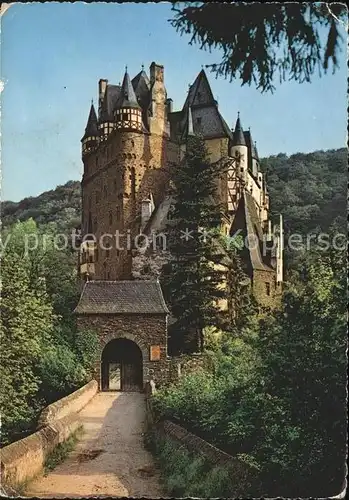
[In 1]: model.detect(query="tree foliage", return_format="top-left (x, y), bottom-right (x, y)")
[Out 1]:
top-left (1, 180), bottom-right (81, 232)
top-left (161, 136), bottom-right (228, 353)
top-left (0, 220), bottom-right (98, 445)
top-left (170, 2), bottom-right (347, 92)
top-left (261, 148), bottom-right (347, 234)
top-left (154, 246), bottom-right (347, 496)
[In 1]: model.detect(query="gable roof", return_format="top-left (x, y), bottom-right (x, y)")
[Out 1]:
top-left (230, 191), bottom-right (274, 272)
top-left (74, 280), bottom-right (169, 315)
top-left (183, 69), bottom-right (216, 109)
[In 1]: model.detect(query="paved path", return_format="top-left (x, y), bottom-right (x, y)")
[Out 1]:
top-left (26, 392), bottom-right (164, 498)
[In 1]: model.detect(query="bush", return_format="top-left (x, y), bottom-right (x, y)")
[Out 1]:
top-left (38, 341), bottom-right (86, 405)
top-left (151, 433), bottom-right (237, 497)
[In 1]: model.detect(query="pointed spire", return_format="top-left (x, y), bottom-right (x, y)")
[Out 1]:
top-left (118, 68), bottom-right (140, 109)
top-left (232, 112), bottom-right (246, 146)
top-left (252, 139), bottom-right (259, 160)
top-left (187, 106), bottom-right (195, 136)
top-left (83, 103), bottom-right (98, 138)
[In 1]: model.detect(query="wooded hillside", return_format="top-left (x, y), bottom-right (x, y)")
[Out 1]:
top-left (1, 148), bottom-right (346, 235)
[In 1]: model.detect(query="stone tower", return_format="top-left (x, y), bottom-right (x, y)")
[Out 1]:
top-left (79, 63), bottom-right (178, 281)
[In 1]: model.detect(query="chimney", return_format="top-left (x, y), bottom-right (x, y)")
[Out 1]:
top-left (150, 62), bottom-right (164, 85)
top-left (99, 79), bottom-right (108, 100)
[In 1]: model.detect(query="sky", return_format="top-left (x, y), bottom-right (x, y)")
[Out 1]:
top-left (1, 2), bottom-right (347, 202)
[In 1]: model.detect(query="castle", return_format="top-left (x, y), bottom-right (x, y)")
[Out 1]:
top-left (74, 62), bottom-right (283, 390)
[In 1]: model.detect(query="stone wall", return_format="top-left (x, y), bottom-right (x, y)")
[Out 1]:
top-left (37, 380), bottom-right (98, 429)
top-left (1, 415), bottom-right (80, 490)
top-left (253, 268), bottom-right (281, 309)
top-left (77, 314), bottom-right (171, 388)
top-left (1, 380), bottom-right (98, 490)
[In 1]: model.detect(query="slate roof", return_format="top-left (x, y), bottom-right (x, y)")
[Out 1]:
top-left (117, 70), bottom-right (141, 109)
top-left (244, 130), bottom-right (259, 160)
top-left (82, 104), bottom-right (98, 139)
top-left (74, 280), bottom-right (169, 315)
top-left (232, 114), bottom-right (246, 146)
top-left (176, 69), bottom-right (233, 141)
top-left (100, 84), bottom-right (121, 122)
top-left (230, 191), bottom-right (274, 272)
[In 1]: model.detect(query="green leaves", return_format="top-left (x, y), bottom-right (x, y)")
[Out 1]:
top-left (154, 246), bottom-right (346, 496)
top-left (162, 136), bottom-right (227, 353)
top-left (0, 219), bottom-right (96, 445)
top-left (170, 3), bottom-right (347, 92)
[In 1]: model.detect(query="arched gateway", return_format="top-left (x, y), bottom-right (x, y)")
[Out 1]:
top-left (74, 280), bottom-right (170, 390)
top-left (101, 338), bottom-right (143, 391)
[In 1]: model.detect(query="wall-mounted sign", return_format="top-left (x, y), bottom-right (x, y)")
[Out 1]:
top-left (150, 345), bottom-right (161, 361)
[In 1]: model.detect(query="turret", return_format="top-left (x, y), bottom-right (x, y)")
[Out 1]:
top-left (81, 103), bottom-right (99, 156)
top-left (251, 139), bottom-right (260, 177)
top-left (114, 67), bottom-right (143, 132)
top-left (230, 112), bottom-right (248, 178)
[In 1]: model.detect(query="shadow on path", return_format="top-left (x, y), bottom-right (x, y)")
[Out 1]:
top-left (25, 392), bottom-right (164, 498)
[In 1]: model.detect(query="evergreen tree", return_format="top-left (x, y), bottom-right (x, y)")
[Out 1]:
top-left (170, 3), bottom-right (346, 92)
top-left (162, 135), bottom-right (227, 354)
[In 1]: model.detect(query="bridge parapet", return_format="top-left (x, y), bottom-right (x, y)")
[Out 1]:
top-left (1, 379), bottom-right (98, 491)
top-left (38, 380), bottom-right (98, 429)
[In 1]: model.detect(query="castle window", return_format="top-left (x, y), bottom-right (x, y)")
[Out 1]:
top-left (123, 113), bottom-right (128, 121)
top-left (265, 282), bottom-right (271, 296)
top-left (104, 185), bottom-right (108, 197)
top-left (196, 117), bottom-right (202, 125)
top-left (116, 206), bottom-right (120, 221)
top-left (109, 211), bottom-right (113, 225)
top-left (96, 191), bottom-right (100, 204)
top-left (114, 179), bottom-right (117, 193)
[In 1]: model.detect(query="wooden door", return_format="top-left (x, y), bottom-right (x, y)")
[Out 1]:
top-left (121, 362), bottom-right (140, 392)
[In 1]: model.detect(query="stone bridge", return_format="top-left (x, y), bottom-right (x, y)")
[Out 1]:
top-left (1, 383), bottom-right (163, 498)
